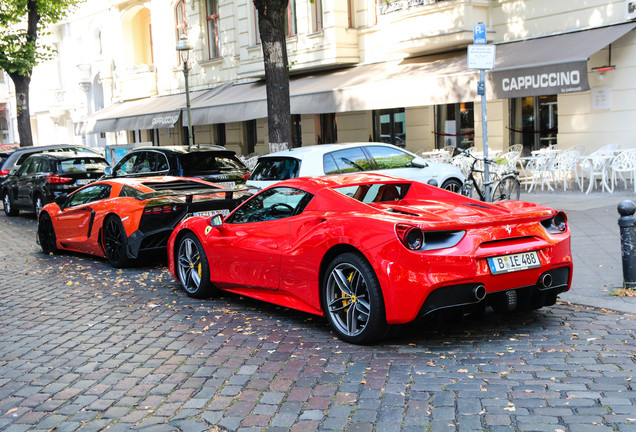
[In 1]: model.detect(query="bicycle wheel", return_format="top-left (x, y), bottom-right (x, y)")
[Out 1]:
top-left (492, 175), bottom-right (521, 201)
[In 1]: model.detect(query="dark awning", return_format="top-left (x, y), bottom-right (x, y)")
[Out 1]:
top-left (487, 21), bottom-right (636, 98)
top-left (81, 90), bottom-right (208, 134)
top-left (187, 51), bottom-right (478, 126)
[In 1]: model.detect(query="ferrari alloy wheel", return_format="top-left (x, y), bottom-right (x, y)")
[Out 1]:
top-left (441, 178), bottom-right (463, 193)
top-left (322, 252), bottom-right (387, 344)
top-left (103, 216), bottom-right (131, 268)
top-left (37, 213), bottom-right (58, 255)
top-left (3, 193), bottom-right (18, 217)
top-left (176, 232), bottom-right (214, 298)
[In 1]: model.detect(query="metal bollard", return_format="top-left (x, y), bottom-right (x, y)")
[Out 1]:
top-left (617, 200), bottom-right (636, 289)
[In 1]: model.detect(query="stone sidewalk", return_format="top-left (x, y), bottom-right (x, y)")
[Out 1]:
top-left (520, 190), bottom-right (636, 314)
top-left (0, 199), bottom-right (635, 432)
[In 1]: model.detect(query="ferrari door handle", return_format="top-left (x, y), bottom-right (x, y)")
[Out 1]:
top-left (267, 244), bottom-right (278, 250)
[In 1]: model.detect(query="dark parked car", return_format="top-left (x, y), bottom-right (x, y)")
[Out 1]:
top-left (2, 152), bottom-right (110, 216)
top-left (104, 146), bottom-right (251, 187)
top-left (0, 144), bottom-right (102, 190)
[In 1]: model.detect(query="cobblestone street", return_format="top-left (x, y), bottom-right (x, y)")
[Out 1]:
top-left (0, 212), bottom-right (635, 432)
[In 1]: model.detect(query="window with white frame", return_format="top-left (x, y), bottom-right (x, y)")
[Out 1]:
top-left (206, 0), bottom-right (220, 58)
top-left (312, 0), bottom-right (323, 31)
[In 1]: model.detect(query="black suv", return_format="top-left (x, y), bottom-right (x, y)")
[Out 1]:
top-left (104, 146), bottom-right (250, 187)
top-left (2, 152), bottom-right (110, 216)
top-left (0, 144), bottom-right (102, 190)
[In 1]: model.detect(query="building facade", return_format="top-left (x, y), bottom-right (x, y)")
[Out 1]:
top-left (11, 0), bottom-right (636, 158)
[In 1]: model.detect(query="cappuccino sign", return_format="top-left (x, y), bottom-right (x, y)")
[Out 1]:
top-left (489, 61), bottom-right (589, 98)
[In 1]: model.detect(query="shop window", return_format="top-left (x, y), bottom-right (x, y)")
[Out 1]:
top-left (246, 120), bottom-right (257, 154)
top-left (435, 103), bottom-right (474, 150)
top-left (373, 108), bottom-right (405, 148)
top-left (509, 96), bottom-right (557, 155)
top-left (215, 124), bottom-right (226, 147)
top-left (319, 113), bottom-right (337, 144)
top-left (291, 114), bottom-right (302, 148)
top-left (206, 0), bottom-right (220, 59)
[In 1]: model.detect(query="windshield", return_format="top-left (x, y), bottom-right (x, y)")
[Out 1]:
top-left (249, 158), bottom-right (300, 181)
top-left (179, 152), bottom-right (246, 175)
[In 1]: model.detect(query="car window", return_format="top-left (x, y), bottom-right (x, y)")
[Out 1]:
top-left (113, 153), bottom-right (140, 176)
top-left (227, 187), bottom-right (313, 224)
top-left (333, 183), bottom-right (410, 203)
top-left (119, 185), bottom-right (146, 198)
top-left (365, 146), bottom-right (414, 170)
top-left (33, 158), bottom-right (48, 173)
top-left (66, 184), bottom-right (112, 207)
top-left (249, 158), bottom-right (300, 181)
top-left (328, 148), bottom-right (372, 173)
top-left (57, 157), bottom-right (109, 174)
top-left (179, 152), bottom-right (246, 175)
top-left (17, 158), bottom-right (35, 176)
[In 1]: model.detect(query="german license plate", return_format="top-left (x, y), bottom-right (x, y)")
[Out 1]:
top-left (76, 179), bottom-right (91, 185)
top-left (193, 209), bottom-right (230, 217)
top-left (487, 251), bottom-right (540, 275)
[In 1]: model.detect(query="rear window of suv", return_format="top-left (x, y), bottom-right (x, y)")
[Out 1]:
top-left (179, 152), bottom-right (247, 175)
top-left (57, 157), bottom-right (109, 174)
top-left (249, 158), bottom-right (300, 181)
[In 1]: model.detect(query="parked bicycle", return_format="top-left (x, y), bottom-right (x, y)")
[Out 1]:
top-left (459, 150), bottom-right (521, 201)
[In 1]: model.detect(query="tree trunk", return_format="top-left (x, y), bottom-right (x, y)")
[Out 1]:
top-left (10, 74), bottom-right (33, 147)
top-left (254, 0), bottom-right (292, 153)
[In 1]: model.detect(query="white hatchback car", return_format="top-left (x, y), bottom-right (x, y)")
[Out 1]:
top-left (247, 142), bottom-right (465, 192)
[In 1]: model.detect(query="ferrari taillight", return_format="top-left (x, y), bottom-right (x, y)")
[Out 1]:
top-left (0, 169), bottom-right (10, 177)
top-left (46, 174), bottom-right (73, 184)
top-left (396, 224), bottom-right (425, 251)
top-left (143, 204), bottom-right (180, 215)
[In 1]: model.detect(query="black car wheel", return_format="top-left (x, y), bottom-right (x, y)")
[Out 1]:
top-left (103, 216), bottom-right (131, 268)
top-left (441, 179), bottom-right (463, 193)
top-left (38, 212), bottom-right (58, 255)
top-left (322, 252), bottom-right (388, 344)
top-left (176, 232), bottom-right (214, 299)
top-left (2, 192), bottom-right (18, 217)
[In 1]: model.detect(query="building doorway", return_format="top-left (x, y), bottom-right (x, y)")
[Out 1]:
top-left (509, 95), bottom-right (558, 155)
top-left (435, 103), bottom-right (474, 151)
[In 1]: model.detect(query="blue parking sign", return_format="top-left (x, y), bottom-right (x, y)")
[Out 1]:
top-left (473, 23), bottom-right (487, 45)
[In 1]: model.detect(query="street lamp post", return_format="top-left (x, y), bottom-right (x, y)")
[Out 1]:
top-left (176, 35), bottom-right (194, 149)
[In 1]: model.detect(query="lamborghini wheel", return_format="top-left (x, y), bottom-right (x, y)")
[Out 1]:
top-left (103, 216), bottom-right (131, 268)
top-left (38, 212), bottom-right (58, 255)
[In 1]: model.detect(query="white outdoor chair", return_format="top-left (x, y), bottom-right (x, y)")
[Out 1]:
top-left (525, 152), bottom-right (558, 193)
top-left (580, 144), bottom-right (619, 193)
top-left (549, 150), bottom-right (582, 192)
top-left (610, 149), bottom-right (636, 192)
top-left (492, 151), bottom-right (520, 177)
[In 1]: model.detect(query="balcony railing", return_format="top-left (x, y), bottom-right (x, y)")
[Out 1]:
top-left (376, 0), bottom-right (448, 16)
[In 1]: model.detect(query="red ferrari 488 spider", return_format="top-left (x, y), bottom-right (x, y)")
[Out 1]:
top-left (37, 176), bottom-right (250, 267)
top-left (167, 173), bottom-right (572, 344)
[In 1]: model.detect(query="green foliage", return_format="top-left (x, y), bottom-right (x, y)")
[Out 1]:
top-left (0, 0), bottom-right (84, 78)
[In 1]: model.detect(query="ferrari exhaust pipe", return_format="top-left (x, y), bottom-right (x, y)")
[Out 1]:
top-left (540, 273), bottom-right (553, 288)
top-left (473, 284), bottom-right (486, 301)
